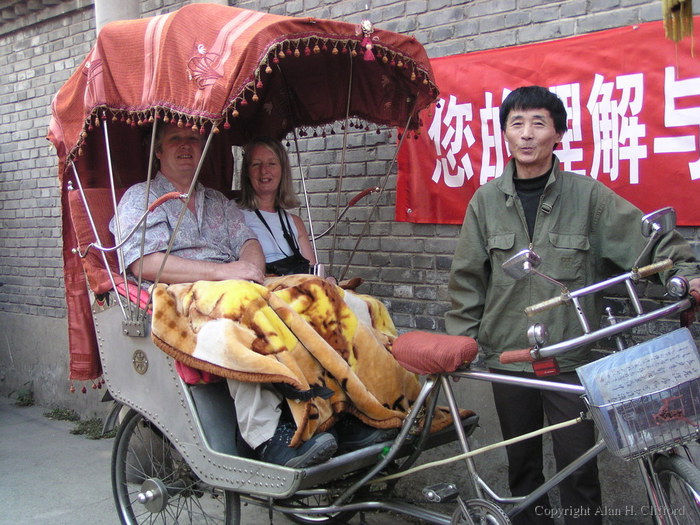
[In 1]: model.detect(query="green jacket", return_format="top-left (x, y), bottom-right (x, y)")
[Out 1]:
top-left (446, 157), bottom-right (699, 372)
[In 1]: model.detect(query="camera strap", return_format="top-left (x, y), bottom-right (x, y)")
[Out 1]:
top-left (254, 208), bottom-right (302, 257)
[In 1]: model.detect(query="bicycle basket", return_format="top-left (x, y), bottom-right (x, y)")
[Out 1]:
top-left (577, 328), bottom-right (700, 460)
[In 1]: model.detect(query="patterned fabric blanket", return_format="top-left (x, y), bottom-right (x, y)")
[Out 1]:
top-left (150, 275), bottom-right (457, 446)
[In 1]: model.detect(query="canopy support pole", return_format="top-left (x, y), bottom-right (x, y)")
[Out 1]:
top-left (338, 101), bottom-right (418, 282)
top-left (135, 120), bottom-right (159, 323)
top-left (289, 137), bottom-right (318, 265)
top-left (102, 115), bottom-right (137, 319)
top-left (328, 54), bottom-right (354, 278)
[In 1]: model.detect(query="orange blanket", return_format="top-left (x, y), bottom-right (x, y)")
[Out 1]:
top-left (150, 275), bottom-right (451, 446)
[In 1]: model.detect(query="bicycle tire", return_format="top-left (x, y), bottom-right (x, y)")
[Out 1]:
top-left (652, 453), bottom-right (700, 525)
top-left (111, 408), bottom-right (241, 525)
top-left (283, 483), bottom-right (375, 524)
top-left (285, 494), bottom-right (358, 525)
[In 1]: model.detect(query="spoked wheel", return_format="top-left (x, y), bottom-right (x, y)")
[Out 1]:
top-left (451, 498), bottom-right (511, 525)
top-left (653, 454), bottom-right (700, 525)
top-left (284, 487), bottom-right (361, 524)
top-left (111, 409), bottom-right (240, 525)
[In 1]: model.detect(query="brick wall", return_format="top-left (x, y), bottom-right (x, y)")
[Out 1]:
top-left (0, 1), bottom-right (96, 318)
top-left (1, 0), bottom-right (698, 336)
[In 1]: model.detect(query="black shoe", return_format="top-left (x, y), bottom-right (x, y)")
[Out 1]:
top-left (335, 415), bottom-right (398, 452)
top-left (257, 421), bottom-right (338, 468)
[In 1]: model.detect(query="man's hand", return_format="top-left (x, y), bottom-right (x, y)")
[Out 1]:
top-left (235, 239), bottom-right (265, 284)
top-left (219, 259), bottom-right (264, 284)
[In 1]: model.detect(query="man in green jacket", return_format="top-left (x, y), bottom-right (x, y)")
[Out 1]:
top-left (446, 86), bottom-right (700, 525)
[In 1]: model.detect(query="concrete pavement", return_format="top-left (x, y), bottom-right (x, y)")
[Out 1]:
top-left (0, 395), bottom-right (114, 524)
top-left (6, 393), bottom-right (684, 525)
top-left (0, 396), bottom-right (412, 525)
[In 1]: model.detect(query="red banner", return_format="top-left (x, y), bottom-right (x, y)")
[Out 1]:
top-left (397, 18), bottom-right (700, 226)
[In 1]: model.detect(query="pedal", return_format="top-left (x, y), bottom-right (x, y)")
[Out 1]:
top-left (422, 482), bottom-right (459, 502)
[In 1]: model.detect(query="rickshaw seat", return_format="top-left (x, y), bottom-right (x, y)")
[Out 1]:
top-left (189, 381), bottom-right (251, 457)
top-left (392, 331), bottom-right (479, 374)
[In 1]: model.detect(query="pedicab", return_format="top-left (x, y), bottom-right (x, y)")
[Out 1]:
top-left (48, 4), bottom-right (481, 524)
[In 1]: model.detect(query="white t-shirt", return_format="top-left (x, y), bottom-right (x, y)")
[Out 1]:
top-left (242, 209), bottom-right (300, 263)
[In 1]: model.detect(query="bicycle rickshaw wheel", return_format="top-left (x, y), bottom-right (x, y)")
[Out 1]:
top-left (284, 487), bottom-right (362, 524)
top-left (111, 408), bottom-right (240, 525)
top-left (653, 454), bottom-right (700, 525)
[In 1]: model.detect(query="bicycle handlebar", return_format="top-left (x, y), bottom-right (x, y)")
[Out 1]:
top-left (499, 348), bottom-right (536, 364)
top-left (524, 295), bottom-right (569, 316)
top-left (635, 258), bottom-right (673, 278)
top-left (523, 258), bottom-right (675, 317)
top-left (524, 297), bottom-right (694, 363)
top-left (505, 258), bottom-right (692, 364)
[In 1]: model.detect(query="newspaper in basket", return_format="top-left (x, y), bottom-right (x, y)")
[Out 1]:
top-left (577, 328), bottom-right (700, 459)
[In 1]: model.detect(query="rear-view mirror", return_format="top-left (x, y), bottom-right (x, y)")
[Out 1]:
top-left (502, 249), bottom-right (542, 280)
top-left (641, 207), bottom-right (676, 238)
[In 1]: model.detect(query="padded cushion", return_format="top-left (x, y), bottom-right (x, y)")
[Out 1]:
top-left (68, 188), bottom-right (125, 294)
top-left (392, 331), bottom-right (478, 375)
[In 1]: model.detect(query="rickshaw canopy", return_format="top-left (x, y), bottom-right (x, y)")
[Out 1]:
top-left (49, 3), bottom-right (437, 185)
top-left (47, 3), bottom-right (439, 382)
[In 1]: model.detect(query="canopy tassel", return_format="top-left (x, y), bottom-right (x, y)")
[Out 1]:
top-left (662, 0), bottom-right (694, 42)
top-left (360, 19), bottom-right (376, 61)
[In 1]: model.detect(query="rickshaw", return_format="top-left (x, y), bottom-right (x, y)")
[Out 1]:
top-left (49, 4), bottom-right (700, 525)
top-left (48, 4), bottom-right (480, 524)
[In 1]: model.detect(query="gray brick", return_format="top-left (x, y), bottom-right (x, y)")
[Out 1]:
top-left (412, 223), bottom-right (437, 236)
top-left (517, 19), bottom-right (576, 44)
top-left (427, 0), bottom-right (453, 10)
top-left (430, 25), bottom-right (455, 43)
top-left (518, 0), bottom-right (561, 8)
top-left (453, 17), bottom-right (479, 38)
top-left (560, 0), bottom-right (587, 18)
top-left (576, 9), bottom-right (639, 33)
top-left (479, 14), bottom-right (507, 34)
top-left (468, 31), bottom-right (517, 51)
top-left (530, 5), bottom-right (560, 23)
top-left (285, 0), bottom-right (304, 15)
top-left (412, 255), bottom-right (434, 269)
top-left (589, 0), bottom-right (622, 13)
top-left (390, 221), bottom-right (416, 236)
top-left (424, 237), bottom-right (457, 254)
top-left (468, 0), bottom-right (517, 17)
top-left (414, 285), bottom-right (437, 300)
top-left (504, 10), bottom-right (531, 28)
top-left (415, 315), bottom-right (438, 330)
top-left (394, 284), bottom-right (414, 298)
top-left (636, 2), bottom-right (662, 22)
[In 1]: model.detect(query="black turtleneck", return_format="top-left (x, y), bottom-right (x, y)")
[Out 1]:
top-left (514, 170), bottom-right (550, 240)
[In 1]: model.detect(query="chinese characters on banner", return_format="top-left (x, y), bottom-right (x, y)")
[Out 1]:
top-left (396, 19), bottom-right (700, 225)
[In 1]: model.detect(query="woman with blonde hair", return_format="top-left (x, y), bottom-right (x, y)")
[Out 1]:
top-left (239, 137), bottom-right (316, 275)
